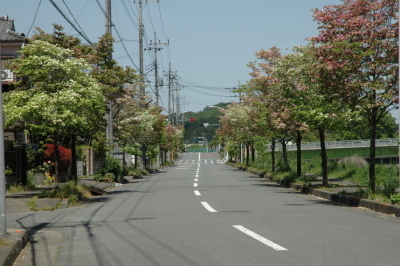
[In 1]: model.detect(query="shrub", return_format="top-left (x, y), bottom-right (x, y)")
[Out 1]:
top-left (390, 194), bottom-right (400, 205)
top-left (327, 160), bottom-right (338, 172)
top-left (93, 174), bottom-right (102, 182)
top-left (28, 196), bottom-right (38, 211)
top-left (295, 175), bottom-right (318, 184)
top-left (104, 173), bottom-right (115, 182)
top-left (281, 171), bottom-right (297, 186)
top-left (376, 165), bottom-right (399, 197)
top-left (141, 169), bottom-right (149, 176)
top-left (276, 159), bottom-right (291, 173)
top-left (338, 156), bottom-right (368, 167)
top-left (301, 159), bottom-right (321, 175)
top-left (98, 156), bottom-right (122, 179)
top-left (38, 182), bottom-right (92, 205)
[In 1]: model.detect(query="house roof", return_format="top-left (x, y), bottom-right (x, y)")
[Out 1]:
top-left (0, 15), bottom-right (25, 42)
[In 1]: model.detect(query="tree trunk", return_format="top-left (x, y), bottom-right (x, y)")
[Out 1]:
top-left (280, 139), bottom-right (288, 168)
top-left (369, 108), bottom-right (378, 193)
top-left (53, 134), bottom-right (60, 187)
top-left (295, 130), bottom-right (302, 177)
top-left (134, 154), bottom-right (138, 168)
top-left (71, 134), bottom-right (77, 182)
top-left (271, 138), bottom-right (276, 172)
top-left (318, 127), bottom-right (328, 187)
top-left (251, 142), bottom-right (255, 162)
top-left (245, 143), bottom-right (250, 167)
top-left (237, 143), bottom-right (241, 163)
top-left (142, 144), bottom-right (147, 170)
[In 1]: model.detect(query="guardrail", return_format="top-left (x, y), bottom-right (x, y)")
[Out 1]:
top-left (269, 138), bottom-right (398, 151)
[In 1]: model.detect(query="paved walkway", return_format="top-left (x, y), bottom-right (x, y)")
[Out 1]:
top-left (0, 178), bottom-right (118, 266)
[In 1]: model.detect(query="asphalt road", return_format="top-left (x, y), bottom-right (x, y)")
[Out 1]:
top-left (9, 152), bottom-right (400, 265)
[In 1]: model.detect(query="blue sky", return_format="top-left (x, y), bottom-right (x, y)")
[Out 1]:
top-left (3, 0), bottom-right (344, 113)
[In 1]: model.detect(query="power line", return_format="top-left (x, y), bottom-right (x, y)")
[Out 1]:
top-left (120, 0), bottom-right (139, 29)
top-left (94, 0), bottom-right (139, 71)
top-left (177, 75), bottom-right (228, 91)
top-left (62, 0), bottom-right (88, 40)
top-left (157, 1), bottom-right (168, 41)
top-left (27, 0), bottom-right (42, 37)
top-left (48, 0), bottom-right (93, 45)
top-left (185, 87), bottom-right (235, 98)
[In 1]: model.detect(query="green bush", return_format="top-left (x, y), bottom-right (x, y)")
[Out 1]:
top-left (104, 173), bottom-right (115, 182)
top-left (98, 156), bottom-right (122, 178)
top-left (376, 165), bottom-right (399, 197)
top-left (327, 160), bottom-right (339, 172)
top-left (295, 175), bottom-right (318, 184)
top-left (281, 171), bottom-right (297, 186)
top-left (301, 159), bottom-right (321, 175)
top-left (390, 194), bottom-right (400, 205)
top-left (38, 182), bottom-right (92, 205)
top-left (93, 174), bottom-right (102, 182)
top-left (276, 159), bottom-right (291, 173)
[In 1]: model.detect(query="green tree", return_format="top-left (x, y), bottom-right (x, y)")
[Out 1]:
top-left (310, 0), bottom-right (399, 192)
top-left (5, 40), bottom-right (105, 183)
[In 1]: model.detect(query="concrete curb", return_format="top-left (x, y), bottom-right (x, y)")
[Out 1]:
top-left (0, 229), bottom-right (29, 266)
top-left (244, 167), bottom-right (400, 217)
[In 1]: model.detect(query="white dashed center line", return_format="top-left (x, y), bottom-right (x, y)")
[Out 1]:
top-left (233, 225), bottom-right (287, 251)
top-left (194, 190), bottom-right (201, 196)
top-left (201, 202), bottom-right (218, 213)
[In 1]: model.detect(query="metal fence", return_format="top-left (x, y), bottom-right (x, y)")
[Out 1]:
top-left (270, 138), bottom-right (398, 151)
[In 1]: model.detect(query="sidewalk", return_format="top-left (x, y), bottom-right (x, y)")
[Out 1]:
top-left (243, 167), bottom-right (400, 217)
top-left (0, 178), bottom-right (117, 266)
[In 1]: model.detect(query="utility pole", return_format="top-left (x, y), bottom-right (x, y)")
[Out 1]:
top-left (105, 0), bottom-right (113, 151)
top-left (166, 63), bottom-right (176, 123)
top-left (138, 0), bottom-right (145, 97)
top-left (0, 43), bottom-right (6, 237)
top-left (175, 85), bottom-right (181, 126)
top-left (105, 0), bottom-right (112, 34)
top-left (146, 32), bottom-right (168, 105)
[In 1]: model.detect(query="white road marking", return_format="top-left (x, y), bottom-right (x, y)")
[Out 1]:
top-left (194, 190), bottom-right (201, 196)
top-left (194, 178), bottom-right (198, 182)
top-left (201, 202), bottom-right (218, 213)
top-left (195, 174), bottom-right (199, 178)
top-left (233, 225), bottom-right (287, 251)
top-left (194, 183), bottom-right (198, 187)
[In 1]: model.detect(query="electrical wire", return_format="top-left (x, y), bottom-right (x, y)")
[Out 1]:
top-left (94, 0), bottom-right (139, 71)
top-left (76, 0), bottom-right (90, 21)
top-left (62, 0), bottom-right (88, 40)
top-left (48, 0), bottom-right (93, 45)
top-left (27, 0), bottom-right (42, 37)
top-left (157, 1), bottom-right (168, 41)
top-left (185, 87), bottom-right (235, 98)
top-left (177, 75), bottom-right (228, 91)
top-left (120, 0), bottom-right (139, 29)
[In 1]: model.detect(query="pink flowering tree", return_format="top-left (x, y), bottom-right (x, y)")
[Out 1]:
top-left (219, 100), bottom-right (260, 167)
top-left (247, 47), bottom-right (309, 174)
top-left (309, 0), bottom-right (399, 192)
top-left (275, 45), bottom-right (356, 185)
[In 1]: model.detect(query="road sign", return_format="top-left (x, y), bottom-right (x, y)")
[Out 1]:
top-left (189, 117), bottom-right (195, 122)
